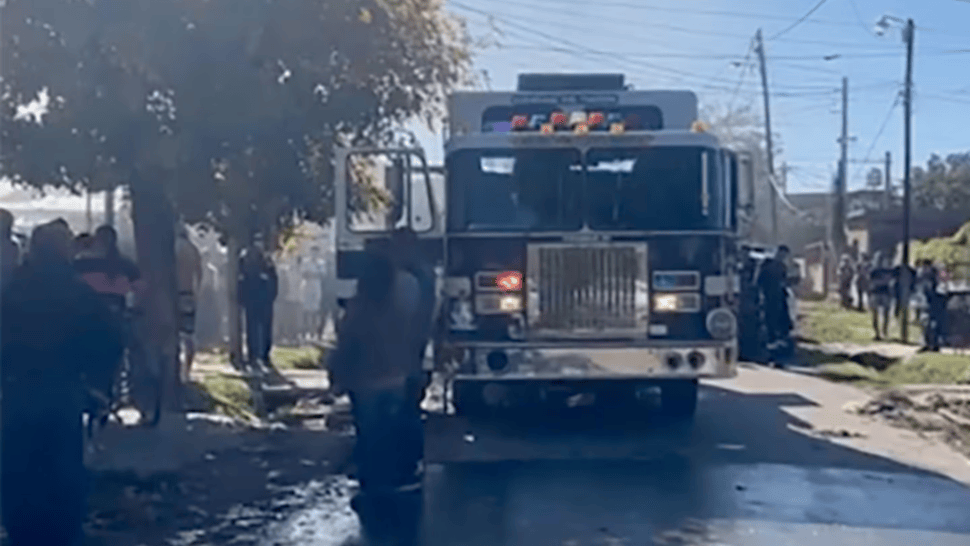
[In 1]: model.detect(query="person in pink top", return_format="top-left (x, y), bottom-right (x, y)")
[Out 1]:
top-left (74, 225), bottom-right (144, 314)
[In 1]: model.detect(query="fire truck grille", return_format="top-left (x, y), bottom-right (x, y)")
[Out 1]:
top-left (527, 243), bottom-right (648, 336)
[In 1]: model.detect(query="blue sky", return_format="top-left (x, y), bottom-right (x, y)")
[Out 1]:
top-left (414, 0), bottom-right (970, 195)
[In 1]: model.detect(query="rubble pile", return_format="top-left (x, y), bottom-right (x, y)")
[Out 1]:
top-left (856, 386), bottom-right (970, 457)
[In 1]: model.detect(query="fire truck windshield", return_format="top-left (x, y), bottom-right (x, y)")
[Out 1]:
top-left (447, 146), bottom-right (725, 232)
top-left (447, 148), bottom-right (584, 231)
top-left (586, 146), bottom-right (724, 230)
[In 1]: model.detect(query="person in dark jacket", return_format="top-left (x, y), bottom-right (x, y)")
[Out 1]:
top-left (0, 208), bottom-right (20, 290)
top-left (238, 235), bottom-right (279, 370)
top-left (917, 260), bottom-right (946, 352)
top-left (757, 245), bottom-right (793, 356)
top-left (385, 228), bottom-right (437, 479)
top-left (329, 250), bottom-right (427, 487)
top-left (1, 221), bottom-right (125, 546)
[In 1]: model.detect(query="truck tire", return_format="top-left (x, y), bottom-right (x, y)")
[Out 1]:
top-left (451, 381), bottom-right (487, 416)
top-left (660, 379), bottom-right (698, 421)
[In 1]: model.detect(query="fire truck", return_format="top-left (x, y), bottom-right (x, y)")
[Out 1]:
top-left (333, 73), bottom-right (755, 421)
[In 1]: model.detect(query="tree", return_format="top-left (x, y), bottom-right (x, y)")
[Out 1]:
top-left (866, 167), bottom-right (883, 190)
top-left (912, 152), bottom-right (970, 211)
top-left (1, 0), bottom-right (472, 409)
top-left (702, 101), bottom-right (797, 244)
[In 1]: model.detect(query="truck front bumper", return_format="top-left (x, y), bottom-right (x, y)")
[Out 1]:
top-left (433, 339), bottom-right (738, 381)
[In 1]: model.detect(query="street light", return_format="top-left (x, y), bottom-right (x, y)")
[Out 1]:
top-left (876, 14), bottom-right (915, 343)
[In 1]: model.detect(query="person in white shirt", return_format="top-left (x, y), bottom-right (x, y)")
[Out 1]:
top-left (299, 246), bottom-right (326, 341)
top-left (175, 225), bottom-right (203, 383)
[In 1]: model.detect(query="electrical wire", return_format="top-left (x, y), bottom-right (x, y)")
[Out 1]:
top-left (455, 5), bottom-right (840, 95)
top-left (851, 94), bottom-right (900, 184)
top-left (769, 0), bottom-right (830, 40)
top-left (845, 0), bottom-right (875, 36)
top-left (727, 39), bottom-right (757, 112)
top-left (493, 0), bottom-right (867, 30)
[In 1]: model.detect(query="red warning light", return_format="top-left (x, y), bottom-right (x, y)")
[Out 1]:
top-left (550, 112), bottom-right (568, 127)
top-left (588, 112), bottom-right (605, 127)
top-left (497, 271), bottom-right (522, 292)
top-left (511, 115), bottom-right (529, 130)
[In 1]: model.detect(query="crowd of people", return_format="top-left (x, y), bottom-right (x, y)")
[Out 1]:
top-left (1, 213), bottom-right (129, 546)
top-left (0, 207), bottom-right (352, 544)
top-left (838, 251), bottom-right (948, 350)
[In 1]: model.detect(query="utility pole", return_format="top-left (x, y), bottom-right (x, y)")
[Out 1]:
top-left (754, 30), bottom-right (778, 244)
top-left (104, 186), bottom-right (115, 227)
top-left (834, 77), bottom-right (849, 258)
top-left (900, 18), bottom-right (915, 343)
top-left (884, 151), bottom-right (892, 210)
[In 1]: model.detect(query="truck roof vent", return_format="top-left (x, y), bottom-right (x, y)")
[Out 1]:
top-left (517, 73), bottom-right (625, 92)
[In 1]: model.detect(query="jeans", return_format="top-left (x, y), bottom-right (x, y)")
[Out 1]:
top-left (244, 305), bottom-right (274, 364)
top-left (350, 386), bottom-right (423, 493)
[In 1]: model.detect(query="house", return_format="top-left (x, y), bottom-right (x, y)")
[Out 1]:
top-left (846, 207), bottom-right (970, 261)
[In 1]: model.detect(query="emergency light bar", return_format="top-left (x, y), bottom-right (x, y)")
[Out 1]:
top-left (510, 110), bottom-right (625, 134)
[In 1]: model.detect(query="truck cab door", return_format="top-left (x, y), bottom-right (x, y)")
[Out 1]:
top-left (334, 147), bottom-right (444, 301)
top-left (730, 150), bottom-right (755, 238)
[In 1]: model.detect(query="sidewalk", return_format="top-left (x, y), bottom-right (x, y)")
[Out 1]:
top-left (86, 351), bottom-right (337, 478)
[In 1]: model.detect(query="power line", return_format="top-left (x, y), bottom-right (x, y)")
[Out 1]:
top-left (727, 40), bottom-right (757, 111)
top-left (845, 0), bottom-right (875, 35)
top-left (851, 95), bottom-right (900, 188)
top-left (485, 43), bottom-right (970, 60)
top-left (454, 5), bottom-right (841, 95)
top-left (769, 0), bottom-right (831, 40)
top-left (489, 0), bottom-right (869, 30)
top-left (459, 0), bottom-right (904, 50)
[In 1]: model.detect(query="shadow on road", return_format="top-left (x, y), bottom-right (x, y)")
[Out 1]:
top-left (420, 382), bottom-right (970, 546)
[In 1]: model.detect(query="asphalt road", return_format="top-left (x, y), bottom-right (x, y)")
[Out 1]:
top-left (271, 360), bottom-right (970, 546)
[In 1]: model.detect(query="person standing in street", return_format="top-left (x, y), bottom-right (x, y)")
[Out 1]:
top-left (869, 252), bottom-right (894, 341)
top-left (838, 255), bottom-right (855, 310)
top-left (757, 245), bottom-right (794, 363)
top-left (855, 253), bottom-right (871, 312)
top-left (0, 208), bottom-right (21, 290)
top-left (2, 221), bottom-right (125, 546)
top-left (328, 249), bottom-right (429, 511)
top-left (238, 234), bottom-right (281, 378)
top-left (917, 259), bottom-right (946, 352)
top-left (176, 225), bottom-right (203, 383)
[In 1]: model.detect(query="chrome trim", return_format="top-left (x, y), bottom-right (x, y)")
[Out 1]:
top-left (701, 150), bottom-right (710, 216)
top-left (454, 343), bottom-right (737, 380)
top-left (444, 230), bottom-right (736, 238)
top-left (526, 242), bottom-right (649, 338)
top-left (445, 130), bottom-right (720, 153)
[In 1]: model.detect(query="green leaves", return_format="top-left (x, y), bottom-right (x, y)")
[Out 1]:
top-left (913, 152), bottom-right (970, 212)
top-left (1, 0), bottom-right (471, 240)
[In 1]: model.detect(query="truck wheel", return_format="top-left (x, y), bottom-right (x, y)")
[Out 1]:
top-left (660, 379), bottom-right (698, 420)
top-left (451, 381), bottom-right (487, 416)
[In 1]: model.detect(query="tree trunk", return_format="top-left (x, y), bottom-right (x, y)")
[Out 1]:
top-left (227, 233), bottom-right (243, 371)
top-left (130, 175), bottom-right (181, 415)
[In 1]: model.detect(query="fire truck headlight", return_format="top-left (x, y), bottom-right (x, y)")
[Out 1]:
top-left (652, 293), bottom-right (701, 313)
top-left (706, 308), bottom-right (738, 340)
top-left (475, 294), bottom-right (523, 314)
top-left (499, 295), bottom-right (523, 312)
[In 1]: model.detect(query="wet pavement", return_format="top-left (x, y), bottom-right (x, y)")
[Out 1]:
top-left (267, 363), bottom-right (970, 546)
top-left (82, 363), bottom-right (970, 546)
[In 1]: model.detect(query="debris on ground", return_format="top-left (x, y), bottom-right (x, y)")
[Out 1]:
top-left (853, 385), bottom-right (970, 457)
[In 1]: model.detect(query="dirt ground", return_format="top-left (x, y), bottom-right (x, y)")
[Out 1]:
top-left (83, 426), bottom-right (354, 546)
